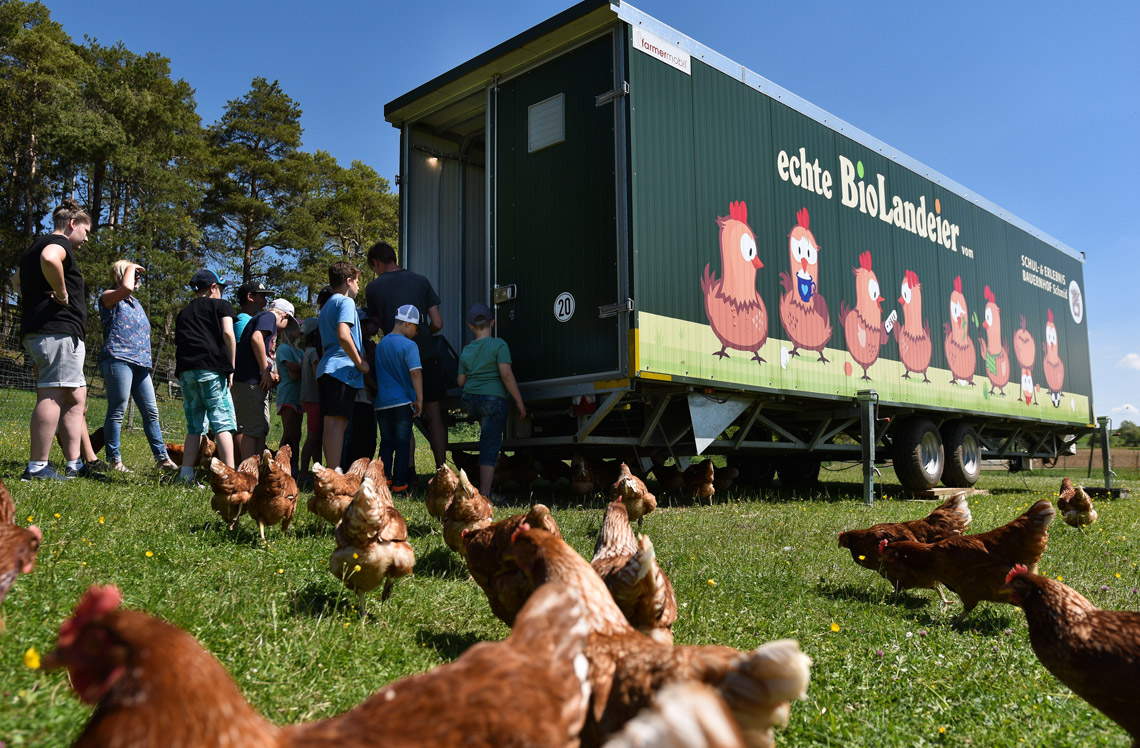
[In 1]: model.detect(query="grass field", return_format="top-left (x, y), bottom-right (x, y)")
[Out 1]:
top-left (1, 394), bottom-right (1137, 747)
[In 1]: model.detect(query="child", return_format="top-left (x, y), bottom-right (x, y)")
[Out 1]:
top-left (173, 269), bottom-right (237, 482)
top-left (233, 298), bottom-right (298, 461)
top-left (373, 305), bottom-right (423, 494)
top-left (316, 261), bottom-right (368, 471)
top-left (343, 315), bottom-right (380, 468)
top-left (275, 320), bottom-right (304, 474)
top-left (456, 302), bottom-right (525, 499)
top-left (298, 317), bottom-right (323, 478)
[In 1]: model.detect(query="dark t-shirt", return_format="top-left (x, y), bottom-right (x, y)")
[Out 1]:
top-left (19, 234), bottom-right (87, 339)
top-left (365, 269), bottom-right (441, 359)
top-left (174, 297), bottom-right (236, 376)
top-left (234, 310), bottom-right (278, 384)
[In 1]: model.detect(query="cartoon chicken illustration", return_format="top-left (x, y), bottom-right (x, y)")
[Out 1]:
top-left (978, 285), bottom-right (1010, 396)
top-left (943, 276), bottom-right (975, 385)
top-left (1042, 308), bottom-right (1065, 407)
top-left (1014, 315), bottom-right (1037, 405)
top-left (895, 270), bottom-right (931, 382)
top-left (701, 200), bottom-right (767, 363)
top-left (839, 251), bottom-right (891, 380)
top-left (778, 208), bottom-right (832, 362)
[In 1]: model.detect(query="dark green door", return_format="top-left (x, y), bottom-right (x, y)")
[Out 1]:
top-left (494, 34), bottom-right (620, 383)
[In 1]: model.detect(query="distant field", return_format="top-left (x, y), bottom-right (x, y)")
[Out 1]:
top-left (1, 393), bottom-right (1137, 747)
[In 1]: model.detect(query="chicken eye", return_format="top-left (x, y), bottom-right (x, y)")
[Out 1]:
top-left (985, 308), bottom-right (993, 327)
top-left (867, 278), bottom-right (880, 301)
top-left (1047, 326), bottom-right (1058, 345)
top-left (900, 283), bottom-right (911, 304)
top-left (804, 244), bottom-right (817, 265)
top-left (739, 234), bottom-right (757, 263)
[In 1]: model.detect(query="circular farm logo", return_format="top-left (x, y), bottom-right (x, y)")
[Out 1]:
top-left (554, 292), bottom-right (575, 322)
top-left (1068, 280), bottom-right (1084, 324)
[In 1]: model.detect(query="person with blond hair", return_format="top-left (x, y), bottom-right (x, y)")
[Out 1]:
top-left (15, 199), bottom-right (96, 481)
top-left (97, 259), bottom-right (178, 472)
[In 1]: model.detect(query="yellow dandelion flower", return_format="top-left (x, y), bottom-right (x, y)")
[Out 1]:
top-left (353, 553), bottom-right (359, 559)
top-left (98, 517), bottom-right (105, 524)
top-left (830, 622), bottom-right (840, 632)
top-left (145, 551), bottom-right (154, 557)
top-left (53, 513), bottom-right (60, 519)
top-left (707, 579), bottom-right (716, 587)
top-left (1056, 576), bottom-right (1063, 581)
top-left (939, 726), bottom-right (946, 734)
top-left (354, 565), bottom-right (362, 573)
top-left (26, 515), bottom-right (33, 523)
top-left (23, 647), bottom-right (40, 670)
top-left (858, 555), bottom-right (866, 561)
top-left (1116, 573), bottom-right (1122, 579)
top-left (277, 569), bottom-right (284, 574)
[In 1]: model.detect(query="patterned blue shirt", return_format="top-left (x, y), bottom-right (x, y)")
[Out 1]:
top-left (99, 296), bottom-right (152, 368)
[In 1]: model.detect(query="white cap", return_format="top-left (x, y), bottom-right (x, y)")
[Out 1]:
top-left (395, 304), bottom-right (421, 325)
top-left (267, 299), bottom-right (300, 329)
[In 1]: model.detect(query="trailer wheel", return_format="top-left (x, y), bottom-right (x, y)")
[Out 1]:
top-left (729, 455), bottom-right (776, 488)
top-left (777, 456), bottom-right (820, 488)
top-left (941, 422), bottom-right (981, 487)
top-left (893, 417), bottom-right (944, 492)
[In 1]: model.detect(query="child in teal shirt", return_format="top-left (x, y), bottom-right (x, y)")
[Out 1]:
top-left (456, 302), bottom-right (526, 499)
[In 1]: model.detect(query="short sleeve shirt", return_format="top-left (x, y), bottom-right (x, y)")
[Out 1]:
top-left (299, 346), bottom-right (321, 403)
top-left (19, 234), bottom-right (87, 339)
top-left (233, 312), bottom-right (252, 343)
top-left (174, 297), bottom-right (236, 376)
top-left (275, 341), bottom-right (302, 407)
top-left (98, 296), bottom-right (152, 368)
top-left (234, 310), bottom-right (278, 384)
top-left (374, 333), bottom-right (422, 409)
top-left (458, 337), bottom-right (511, 399)
top-left (316, 294), bottom-right (362, 388)
top-left (365, 269), bottom-right (441, 359)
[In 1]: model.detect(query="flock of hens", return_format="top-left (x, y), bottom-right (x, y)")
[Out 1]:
top-left (2, 447), bottom-right (1139, 747)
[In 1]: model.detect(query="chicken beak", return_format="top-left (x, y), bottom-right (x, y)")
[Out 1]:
top-left (800, 258), bottom-right (808, 273)
top-left (751, 256), bottom-right (763, 269)
top-left (898, 295), bottom-right (905, 304)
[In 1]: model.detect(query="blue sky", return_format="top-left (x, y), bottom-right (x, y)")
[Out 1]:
top-left (45, 0), bottom-right (1140, 423)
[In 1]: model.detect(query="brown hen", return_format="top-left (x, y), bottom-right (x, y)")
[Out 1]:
top-left (443, 468), bottom-right (494, 554)
top-left (1004, 567), bottom-right (1140, 745)
top-left (208, 455), bottom-right (260, 529)
top-left (43, 582), bottom-right (592, 748)
top-left (838, 492), bottom-right (972, 601)
top-left (602, 681), bottom-right (746, 748)
top-left (506, 526), bottom-right (811, 748)
top-left (592, 499), bottom-right (676, 644)
top-left (308, 457), bottom-right (371, 526)
top-left (0, 478), bottom-right (41, 620)
top-left (329, 475), bottom-right (414, 613)
top-left (879, 499), bottom-right (1055, 621)
top-left (166, 434), bottom-right (216, 467)
top-left (425, 463), bottom-right (459, 520)
top-left (249, 447), bottom-right (299, 542)
top-left (463, 504), bottom-right (561, 626)
top-left (684, 459), bottom-right (716, 503)
top-left (610, 462), bottom-right (657, 527)
top-left (1057, 477), bottom-right (1097, 529)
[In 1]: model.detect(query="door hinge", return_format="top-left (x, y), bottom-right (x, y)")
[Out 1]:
top-left (595, 81), bottom-right (630, 107)
top-left (598, 298), bottom-right (633, 318)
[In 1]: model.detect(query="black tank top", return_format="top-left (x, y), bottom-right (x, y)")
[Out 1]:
top-left (19, 234), bottom-right (87, 339)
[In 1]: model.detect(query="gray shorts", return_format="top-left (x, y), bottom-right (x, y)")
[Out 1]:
top-left (23, 333), bottom-right (86, 388)
top-left (232, 381), bottom-right (271, 437)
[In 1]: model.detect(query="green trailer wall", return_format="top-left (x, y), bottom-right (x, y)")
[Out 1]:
top-left (628, 27), bottom-right (1092, 427)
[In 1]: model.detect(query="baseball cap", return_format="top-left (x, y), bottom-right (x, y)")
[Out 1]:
top-left (467, 302), bottom-right (493, 325)
top-left (267, 298), bottom-right (300, 329)
top-left (238, 280), bottom-right (270, 298)
top-left (394, 304), bottom-right (421, 325)
top-left (190, 269), bottom-right (227, 290)
top-left (300, 317), bottom-right (319, 336)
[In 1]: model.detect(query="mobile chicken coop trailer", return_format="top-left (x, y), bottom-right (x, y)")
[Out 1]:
top-left (383, 0), bottom-right (1096, 499)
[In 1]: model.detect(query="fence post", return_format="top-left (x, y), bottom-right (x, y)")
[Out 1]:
top-left (858, 390), bottom-right (877, 506)
top-left (1097, 416), bottom-right (1114, 489)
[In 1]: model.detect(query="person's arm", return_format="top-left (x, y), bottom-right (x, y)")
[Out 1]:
top-left (39, 243), bottom-right (70, 305)
top-left (456, 372), bottom-right (467, 387)
top-left (498, 362), bottom-right (526, 419)
top-left (338, 322), bottom-right (368, 373)
top-left (410, 369), bottom-right (423, 417)
top-left (221, 316), bottom-right (236, 388)
top-left (252, 329), bottom-right (278, 390)
top-left (427, 304), bottom-right (443, 334)
top-left (100, 264), bottom-right (140, 309)
top-left (282, 350), bottom-right (302, 381)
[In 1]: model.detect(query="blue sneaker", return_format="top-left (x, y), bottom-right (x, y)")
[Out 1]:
top-left (21, 464), bottom-right (72, 481)
top-left (64, 461), bottom-right (111, 481)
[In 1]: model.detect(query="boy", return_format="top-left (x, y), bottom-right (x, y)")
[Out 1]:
top-left (456, 302), bottom-right (526, 499)
top-left (274, 314), bottom-right (304, 474)
top-left (173, 269), bottom-right (237, 481)
top-left (233, 280), bottom-right (270, 342)
top-left (317, 261), bottom-right (368, 471)
top-left (374, 305), bottom-right (423, 494)
top-left (233, 298), bottom-right (299, 461)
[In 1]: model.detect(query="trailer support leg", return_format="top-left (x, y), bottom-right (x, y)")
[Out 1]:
top-left (1098, 416), bottom-right (1114, 489)
top-left (858, 390), bottom-right (877, 506)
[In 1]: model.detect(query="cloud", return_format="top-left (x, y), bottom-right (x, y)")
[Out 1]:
top-left (1109, 404), bottom-right (1140, 420)
top-left (1118, 353), bottom-right (1140, 370)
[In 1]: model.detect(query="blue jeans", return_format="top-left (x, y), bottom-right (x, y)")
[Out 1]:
top-left (462, 394), bottom-right (509, 466)
top-left (375, 405), bottom-right (413, 488)
top-left (100, 358), bottom-right (169, 463)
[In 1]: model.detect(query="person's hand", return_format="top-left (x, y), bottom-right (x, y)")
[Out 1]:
top-left (516, 401), bottom-right (527, 420)
top-left (49, 289), bottom-right (68, 306)
top-left (356, 358), bottom-right (369, 374)
top-left (285, 361), bottom-right (302, 378)
top-left (412, 399), bottom-right (423, 418)
top-left (226, 373), bottom-right (234, 388)
top-left (259, 368), bottom-right (277, 390)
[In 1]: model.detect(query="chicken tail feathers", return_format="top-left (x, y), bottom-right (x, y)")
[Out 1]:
top-left (601, 682), bottom-right (746, 748)
top-left (935, 491), bottom-right (973, 530)
top-left (1024, 499), bottom-right (1057, 527)
top-left (701, 264), bottom-right (716, 295)
top-left (720, 639), bottom-right (812, 743)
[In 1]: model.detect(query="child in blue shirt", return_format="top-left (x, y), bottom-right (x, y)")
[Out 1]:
top-left (374, 304), bottom-right (423, 494)
top-left (457, 302), bottom-right (526, 499)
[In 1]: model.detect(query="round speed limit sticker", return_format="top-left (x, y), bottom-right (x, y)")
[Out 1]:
top-left (554, 292), bottom-right (575, 322)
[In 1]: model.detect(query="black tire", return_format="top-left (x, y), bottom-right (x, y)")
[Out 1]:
top-left (777, 456), bottom-right (821, 487)
top-left (893, 417), bottom-right (944, 491)
top-left (729, 455), bottom-right (776, 488)
top-left (941, 421), bottom-right (981, 487)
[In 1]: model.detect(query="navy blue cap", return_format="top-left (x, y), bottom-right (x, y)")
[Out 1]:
top-left (467, 302), bottom-right (493, 325)
top-left (191, 269), bottom-right (227, 290)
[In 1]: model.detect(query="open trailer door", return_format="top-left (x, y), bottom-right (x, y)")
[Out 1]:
top-left (491, 32), bottom-right (625, 385)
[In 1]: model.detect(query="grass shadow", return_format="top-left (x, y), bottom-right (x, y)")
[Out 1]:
top-left (817, 581), bottom-right (933, 611)
top-left (289, 520), bottom-right (333, 540)
top-left (415, 628), bottom-right (483, 660)
top-left (290, 581), bottom-right (357, 618)
top-left (187, 519), bottom-right (263, 546)
top-left (406, 521), bottom-right (436, 539)
top-left (415, 547), bottom-right (470, 581)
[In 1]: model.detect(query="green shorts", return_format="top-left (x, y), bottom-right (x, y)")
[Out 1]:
top-left (179, 369), bottom-right (236, 436)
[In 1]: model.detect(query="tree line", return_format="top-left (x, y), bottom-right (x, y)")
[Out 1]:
top-left (1, 0), bottom-right (398, 345)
